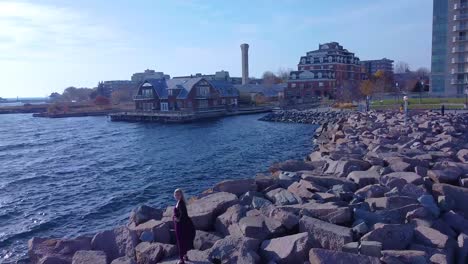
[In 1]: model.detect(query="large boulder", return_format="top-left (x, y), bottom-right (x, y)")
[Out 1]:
top-left (361, 223), bottom-right (414, 250)
top-left (208, 235), bottom-right (261, 264)
top-left (129, 220), bottom-right (171, 244)
top-left (238, 215), bottom-right (284, 240)
top-left (308, 248), bottom-right (381, 264)
top-left (299, 216), bottom-right (353, 251)
top-left (441, 211), bottom-right (468, 234)
top-left (346, 170), bottom-right (380, 188)
top-left (213, 179), bottom-right (257, 196)
top-left (111, 256), bottom-right (136, 264)
top-left (413, 226), bottom-right (453, 249)
top-left (270, 160), bottom-right (317, 173)
top-left (188, 192), bottom-right (238, 230)
top-left (301, 175), bottom-right (357, 191)
top-left (355, 184), bottom-right (388, 199)
top-left (381, 172), bottom-right (424, 185)
top-left (381, 250), bottom-right (428, 264)
top-left (72, 250), bottom-right (107, 264)
top-left (193, 230), bottom-right (222, 251)
top-left (458, 233), bottom-right (468, 264)
top-left (215, 204), bottom-right (247, 236)
top-left (128, 205), bottom-right (163, 227)
top-left (324, 159), bottom-right (371, 178)
top-left (134, 242), bottom-right (164, 264)
top-left (457, 149), bottom-right (468, 163)
top-left (28, 237), bottom-right (92, 264)
top-left (269, 207), bottom-right (300, 230)
top-left (260, 232), bottom-right (311, 264)
top-left (428, 169), bottom-right (462, 184)
top-left (432, 184), bottom-right (468, 218)
top-left (282, 202), bottom-right (352, 225)
top-left (265, 188), bottom-right (301, 205)
top-left (365, 196), bottom-right (418, 211)
top-left (91, 226), bottom-right (139, 262)
top-left (287, 180), bottom-right (326, 201)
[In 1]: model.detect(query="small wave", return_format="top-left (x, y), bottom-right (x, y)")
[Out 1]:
top-left (0, 175), bottom-right (51, 191)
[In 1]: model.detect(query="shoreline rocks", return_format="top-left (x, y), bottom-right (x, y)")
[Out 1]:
top-left (28, 110), bottom-right (468, 264)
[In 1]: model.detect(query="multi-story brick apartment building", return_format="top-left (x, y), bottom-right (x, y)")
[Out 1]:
top-left (285, 42), bottom-right (363, 103)
top-left (361, 58), bottom-right (394, 76)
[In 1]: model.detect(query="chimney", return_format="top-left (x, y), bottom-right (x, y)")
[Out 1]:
top-left (240, 43), bottom-right (249, 85)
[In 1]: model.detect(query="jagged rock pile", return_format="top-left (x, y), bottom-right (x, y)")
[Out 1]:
top-left (259, 109), bottom-right (350, 124)
top-left (28, 110), bottom-right (468, 264)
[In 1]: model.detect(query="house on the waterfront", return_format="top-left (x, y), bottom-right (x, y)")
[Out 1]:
top-left (134, 77), bottom-right (239, 112)
top-left (236, 83), bottom-right (286, 104)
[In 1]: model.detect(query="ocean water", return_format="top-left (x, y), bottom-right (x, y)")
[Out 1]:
top-left (0, 113), bottom-right (316, 263)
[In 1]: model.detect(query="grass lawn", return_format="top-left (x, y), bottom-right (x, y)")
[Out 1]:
top-left (377, 97), bottom-right (466, 105)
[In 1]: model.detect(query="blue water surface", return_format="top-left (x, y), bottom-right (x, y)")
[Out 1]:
top-left (0, 113), bottom-right (316, 262)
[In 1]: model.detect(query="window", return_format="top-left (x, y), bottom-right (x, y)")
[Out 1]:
top-left (222, 99), bottom-right (226, 104)
top-left (197, 86), bottom-right (210, 97)
top-left (319, 82), bottom-right (324, 87)
top-left (291, 83), bottom-right (296, 88)
top-left (198, 100), bottom-right (209, 109)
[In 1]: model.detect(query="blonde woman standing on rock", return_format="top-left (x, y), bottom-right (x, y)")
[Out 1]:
top-left (173, 189), bottom-right (196, 264)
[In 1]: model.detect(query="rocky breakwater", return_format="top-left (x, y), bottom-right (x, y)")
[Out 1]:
top-left (259, 109), bottom-right (350, 124)
top-left (28, 110), bottom-right (468, 264)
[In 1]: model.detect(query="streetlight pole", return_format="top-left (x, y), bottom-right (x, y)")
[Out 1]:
top-left (465, 86), bottom-right (468, 109)
top-left (403, 96), bottom-right (408, 126)
top-left (396, 82), bottom-right (399, 106)
top-left (420, 80), bottom-right (424, 104)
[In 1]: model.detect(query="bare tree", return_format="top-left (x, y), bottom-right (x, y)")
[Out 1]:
top-left (277, 68), bottom-right (292, 83)
top-left (395, 61), bottom-right (410, 74)
top-left (262, 71), bottom-right (280, 86)
top-left (415, 67), bottom-right (430, 78)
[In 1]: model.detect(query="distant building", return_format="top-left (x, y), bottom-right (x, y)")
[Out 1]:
top-left (235, 83), bottom-right (286, 103)
top-left (431, 0), bottom-right (467, 95)
top-left (134, 78), bottom-right (239, 112)
top-left (173, 70), bottom-right (261, 85)
top-left (131, 69), bottom-right (170, 83)
top-left (361, 58), bottom-right (394, 76)
top-left (285, 42), bottom-right (363, 103)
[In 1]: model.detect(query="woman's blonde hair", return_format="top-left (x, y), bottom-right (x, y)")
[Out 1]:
top-left (174, 188), bottom-right (186, 202)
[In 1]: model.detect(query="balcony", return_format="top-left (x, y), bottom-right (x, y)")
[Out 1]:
top-left (452, 57), bottom-right (468, 63)
top-left (452, 47), bottom-right (468, 53)
top-left (454, 14), bottom-right (468, 21)
top-left (453, 25), bottom-right (468, 31)
top-left (453, 36), bottom-right (468, 42)
top-left (454, 3), bottom-right (468, 10)
top-left (451, 79), bottom-right (468, 85)
top-left (134, 95), bottom-right (156, 100)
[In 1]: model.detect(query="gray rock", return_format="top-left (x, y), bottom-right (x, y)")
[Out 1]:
top-left (239, 215), bottom-right (284, 240)
top-left (355, 184), bottom-right (388, 199)
top-left (269, 207), bottom-right (299, 230)
top-left (441, 210), bottom-right (468, 234)
top-left (360, 241), bottom-right (382, 258)
top-left (381, 250), bottom-right (428, 264)
top-left (346, 170), bottom-right (380, 188)
top-left (213, 179), bottom-right (257, 196)
top-left (111, 256), bottom-right (136, 264)
top-left (193, 230), bottom-right (222, 251)
top-left (299, 216), bottom-right (353, 251)
top-left (342, 242), bottom-right (359, 254)
top-left (265, 188), bottom-right (301, 205)
top-left (457, 233), bottom-right (468, 264)
top-left (433, 184), bottom-right (468, 218)
top-left (251, 196), bottom-right (273, 209)
top-left (215, 204), bottom-right (247, 236)
top-left (188, 192), bottom-right (239, 231)
top-left (129, 220), bottom-right (171, 244)
top-left (413, 225), bottom-right (452, 249)
top-left (72, 250), bottom-right (107, 264)
top-left (417, 194), bottom-right (440, 217)
top-left (91, 226), bottom-right (139, 262)
top-left (361, 223), bottom-right (414, 250)
top-left (308, 248), bottom-right (381, 264)
top-left (260, 232), bottom-right (311, 264)
top-left (381, 172), bottom-right (424, 185)
top-left (135, 242), bottom-right (164, 264)
top-left (366, 196), bottom-right (418, 211)
top-left (128, 205), bottom-right (163, 227)
top-left (208, 235), bottom-right (261, 264)
top-left (28, 237), bottom-right (92, 264)
top-left (139, 231), bottom-right (153, 243)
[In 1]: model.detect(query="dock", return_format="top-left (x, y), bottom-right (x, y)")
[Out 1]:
top-left (109, 107), bottom-right (271, 123)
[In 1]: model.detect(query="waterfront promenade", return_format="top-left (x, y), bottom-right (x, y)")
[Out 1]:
top-left (27, 110), bottom-right (468, 263)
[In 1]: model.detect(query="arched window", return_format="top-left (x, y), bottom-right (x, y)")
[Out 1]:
top-left (318, 72), bottom-right (322, 78)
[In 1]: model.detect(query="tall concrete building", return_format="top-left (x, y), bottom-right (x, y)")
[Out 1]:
top-left (240, 44), bottom-right (249, 85)
top-left (431, 0), bottom-right (467, 95)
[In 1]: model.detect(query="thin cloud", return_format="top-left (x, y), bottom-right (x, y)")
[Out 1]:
top-left (0, 1), bottom-right (130, 62)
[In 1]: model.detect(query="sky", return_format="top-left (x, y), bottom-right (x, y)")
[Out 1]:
top-left (0, 0), bottom-right (433, 98)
